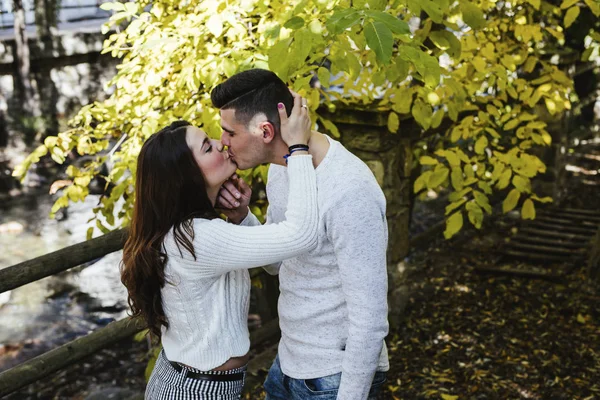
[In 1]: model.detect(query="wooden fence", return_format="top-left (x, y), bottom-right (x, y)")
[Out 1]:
top-left (0, 228), bottom-right (281, 397)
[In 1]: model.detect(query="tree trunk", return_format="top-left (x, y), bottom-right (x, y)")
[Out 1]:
top-left (0, 88), bottom-right (8, 148)
top-left (13, 0), bottom-right (41, 143)
top-left (33, 0), bottom-right (60, 139)
top-left (34, 0), bottom-right (59, 38)
top-left (588, 229), bottom-right (600, 285)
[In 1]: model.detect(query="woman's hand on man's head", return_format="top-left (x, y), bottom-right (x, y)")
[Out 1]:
top-left (216, 174), bottom-right (252, 224)
top-left (278, 90), bottom-right (311, 147)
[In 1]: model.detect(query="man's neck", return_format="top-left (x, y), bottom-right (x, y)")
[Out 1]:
top-left (270, 131), bottom-right (330, 168)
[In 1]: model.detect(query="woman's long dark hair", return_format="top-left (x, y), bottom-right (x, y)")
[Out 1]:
top-left (121, 121), bottom-right (218, 339)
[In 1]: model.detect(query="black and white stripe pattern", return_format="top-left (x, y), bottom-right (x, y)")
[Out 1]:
top-left (145, 350), bottom-right (246, 399)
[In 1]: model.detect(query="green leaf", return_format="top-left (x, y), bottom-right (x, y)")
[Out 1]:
top-left (504, 118), bottom-right (521, 131)
top-left (268, 39), bottom-right (292, 80)
top-left (317, 67), bottom-right (330, 88)
top-left (412, 100), bottom-right (433, 129)
top-left (522, 198), bottom-right (536, 220)
top-left (145, 346), bottom-right (162, 382)
top-left (451, 168), bottom-right (464, 190)
top-left (414, 171), bottom-right (432, 193)
top-left (429, 165), bottom-right (450, 187)
top-left (319, 117), bottom-right (341, 138)
top-left (365, 11), bottom-right (410, 34)
top-left (449, 187), bottom-right (472, 202)
top-left (134, 329), bottom-right (149, 342)
top-left (419, 156), bottom-right (438, 165)
top-left (364, 21), bottom-right (394, 64)
top-left (420, 0), bottom-right (445, 23)
top-left (326, 9), bottom-right (362, 35)
top-left (444, 211), bottom-right (463, 239)
top-left (532, 194), bottom-right (553, 203)
top-left (478, 181), bottom-right (493, 194)
top-left (473, 190), bottom-right (492, 214)
top-left (290, 30), bottom-right (313, 70)
top-left (466, 201), bottom-right (484, 229)
top-left (564, 6), bottom-right (580, 28)
top-left (420, 53), bottom-right (441, 87)
top-left (284, 16), bottom-right (305, 29)
top-left (503, 189), bottom-right (521, 213)
top-left (497, 168), bottom-right (512, 189)
top-left (86, 226), bottom-right (94, 241)
top-left (512, 175), bottom-right (531, 193)
top-left (446, 198), bottom-right (467, 215)
top-left (475, 136), bottom-right (488, 155)
top-left (206, 14), bottom-right (223, 37)
top-left (460, 1), bottom-right (486, 30)
top-left (429, 30), bottom-right (462, 58)
top-left (100, 2), bottom-right (125, 11)
top-left (560, 0), bottom-right (578, 9)
top-left (431, 108), bottom-right (445, 129)
top-left (387, 111), bottom-right (400, 133)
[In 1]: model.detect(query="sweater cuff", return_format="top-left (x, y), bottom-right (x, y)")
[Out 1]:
top-left (238, 208), bottom-right (260, 226)
top-left (337, 371), bottom-right (375, 400)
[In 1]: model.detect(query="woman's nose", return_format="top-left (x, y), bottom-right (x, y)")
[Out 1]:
top-left (214, 140), bottom-right (224, 152)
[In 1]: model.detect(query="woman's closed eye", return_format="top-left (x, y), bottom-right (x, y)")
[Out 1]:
top-left (205, 144), bottom-right (213, 153)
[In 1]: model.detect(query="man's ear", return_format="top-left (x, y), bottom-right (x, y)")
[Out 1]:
top-left (259, 121), bottom-right (277, 144)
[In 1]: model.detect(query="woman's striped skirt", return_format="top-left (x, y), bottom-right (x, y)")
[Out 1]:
top-left (145, 350), bottom-right (247, 399)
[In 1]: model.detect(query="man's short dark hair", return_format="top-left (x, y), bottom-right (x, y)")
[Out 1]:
top-left (210, 69), bottom-right (294, 132)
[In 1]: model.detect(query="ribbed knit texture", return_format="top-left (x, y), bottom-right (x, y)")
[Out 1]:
top-left (159, 155), bottom-right (318, 371)
top-left (263, 137), bottom-right (390, 400)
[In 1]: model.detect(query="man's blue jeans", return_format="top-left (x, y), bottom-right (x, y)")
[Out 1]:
top-left (264, 355), bottom-right (386, 400)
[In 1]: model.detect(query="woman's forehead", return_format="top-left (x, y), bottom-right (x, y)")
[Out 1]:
top-left (186, 126), bottom-right (207, 142)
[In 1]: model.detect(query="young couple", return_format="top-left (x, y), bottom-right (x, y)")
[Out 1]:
top-left (121, 69), bottom-right (389, 400)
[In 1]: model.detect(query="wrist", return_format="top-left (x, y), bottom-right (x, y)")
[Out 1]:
top-left (284, 144), bottom-right (310, 164)
top-left (228, 208), bottom-right (249, 225)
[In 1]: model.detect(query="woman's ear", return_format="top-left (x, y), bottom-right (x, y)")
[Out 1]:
top-left (259, 121), bottom-right (277, 144)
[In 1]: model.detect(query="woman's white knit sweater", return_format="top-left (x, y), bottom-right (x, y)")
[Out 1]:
top-left (159, 155), bottom-right (317, 370)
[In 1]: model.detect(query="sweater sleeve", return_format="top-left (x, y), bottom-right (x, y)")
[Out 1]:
top-left (326, 193), bottom-right (389, 400)
top-left (180, 155), bottom-right (318, 276)
top-left (237, 206), bottom-right (282, 275)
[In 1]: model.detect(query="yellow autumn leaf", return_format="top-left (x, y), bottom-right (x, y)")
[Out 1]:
top-left (387, 111), bottom-right (400, 133)
top-left (441, 394), bottom-right (459, 400)
top-left (564, 6), bottom-right (580, 28)
top-left (560, 0), bottom-right (578, 9)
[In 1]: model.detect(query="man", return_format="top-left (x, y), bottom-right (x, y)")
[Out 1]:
top-left (211, 69), bottom-right (389, 400)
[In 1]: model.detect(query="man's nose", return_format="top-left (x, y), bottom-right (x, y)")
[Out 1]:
top-left (221, 132), bottom-right (230, 147)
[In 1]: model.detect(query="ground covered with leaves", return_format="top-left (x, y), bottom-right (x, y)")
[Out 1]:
top-left (380, 228), bottom-right (599, 400)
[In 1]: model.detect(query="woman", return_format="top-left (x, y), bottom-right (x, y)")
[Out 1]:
top-left (121, 93), bottom-right (317, 399)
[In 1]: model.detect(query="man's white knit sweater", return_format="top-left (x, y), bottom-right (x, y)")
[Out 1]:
top-left (244, 136), bottom-right (390, 399)
top-left (158, 155), bottom-right (318, 371)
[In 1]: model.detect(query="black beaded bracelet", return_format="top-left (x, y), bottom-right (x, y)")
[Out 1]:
top-left (283, 144), bottom-right (309, 164)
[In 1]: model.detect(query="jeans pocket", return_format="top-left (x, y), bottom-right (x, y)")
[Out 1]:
top-left (372, 371), bottom-right (387, 386)
top-left (302, 372), bottom-right (342, 395)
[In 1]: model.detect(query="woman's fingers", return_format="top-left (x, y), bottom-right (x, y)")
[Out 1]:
top-left (292, 91), bottom-right (302, 116)
top-left (277, 102), bottom-right (288, 124)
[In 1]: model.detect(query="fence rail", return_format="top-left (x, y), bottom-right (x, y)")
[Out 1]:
top-left (0, 228), bottom-right (127, 295)
top-left (0, 226), bottom-right (278, 397)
